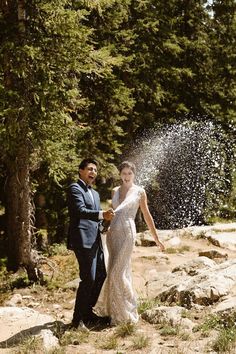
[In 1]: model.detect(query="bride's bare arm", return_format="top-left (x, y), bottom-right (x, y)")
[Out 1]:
top-left (139, 190), bottom-right (165, 251)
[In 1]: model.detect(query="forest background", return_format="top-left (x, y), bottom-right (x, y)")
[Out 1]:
top-left (0, 0), bottom-right (235, 281)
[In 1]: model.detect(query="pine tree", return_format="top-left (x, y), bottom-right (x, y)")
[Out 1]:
top-left (208, 0), bottom-right (236, 216)
top-left (0, 0), bottom-right (121, 278)
top-left (74, 0), bottom-right (135, 170)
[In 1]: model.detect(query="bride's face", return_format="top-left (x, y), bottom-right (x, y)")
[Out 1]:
top-left (120, 167), bottom-right (135, 185)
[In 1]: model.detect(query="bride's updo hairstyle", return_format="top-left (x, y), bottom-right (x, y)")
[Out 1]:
top-left (119, 161), bottom-right (136, 174)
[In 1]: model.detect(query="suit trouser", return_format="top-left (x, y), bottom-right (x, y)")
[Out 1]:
top-left (73, 238), bottom-right (106, 322)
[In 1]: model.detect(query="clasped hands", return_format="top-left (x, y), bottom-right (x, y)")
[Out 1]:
top-left (103, 208), bottom-right (115, 221)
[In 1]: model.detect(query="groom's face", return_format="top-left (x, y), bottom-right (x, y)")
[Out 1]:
top-left (79, 163), bottom-right (98, 185)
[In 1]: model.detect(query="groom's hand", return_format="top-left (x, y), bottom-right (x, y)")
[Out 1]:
top-left (103, 208), bottom-right (115, 221)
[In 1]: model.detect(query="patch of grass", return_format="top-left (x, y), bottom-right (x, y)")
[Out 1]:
top-left (47, 348), bottom-right (65, 354)
top-left (181, 309), bottom-right (193, 320)
top-left (159, 325), bottom-right (179, 336)
top-left (132, 334), bottom-right (149, 349)
top-left (141, 255), bottom-right (157, 261)
top-left (45, 280), bottom-right (61, 291)
top-left (46, 243), bottom-right (70, 257)
top-left (115, 322), bottom-right (136, 338)
top-left (99, 334), bottom-right (118, 350)
top-left (0, 268), bottom-right (31, 296)
top-left (212, 228), bottom-right (236, 233)
top-left (194, 314), bottom-right (221, 335)
top-left (0, 291), bottom-right (10, 305)
top-left (179, 245), bottom-right (191, 252)
top-left (10, 275), bottom-right (31, 288)
top-left (165, 247), bottom-right (177, 254)
top-left (193, 312), bottom-right (236, 348)
top-left (42, 253), bottom-right (78, 290)
top-left (165, 245), bottom-right (190, 254)
top-left (178, 331), bottom-right (191, 341)
top-left (1, 246), bottom-right (77, 298)
top-left (60, 329), bottom-right (90, 346)
top-left (0, 267), bottom-right (11, 304)
top-left (137, 297), bottom-right (160, 314)
top-left (211, 326), bottom-right (236, 353)
top-left (13, 336), bottom-right (42, 353)
top-left (220, 312), bottom-right (236, 329)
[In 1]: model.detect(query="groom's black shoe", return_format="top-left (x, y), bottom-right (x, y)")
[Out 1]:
top-left (84, 313), bottom-right (111, 326)
top-left (67, 320), bottom-right (89, 332)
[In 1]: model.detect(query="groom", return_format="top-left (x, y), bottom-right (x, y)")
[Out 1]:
top-left (67, 158), bottom-right (114, 329)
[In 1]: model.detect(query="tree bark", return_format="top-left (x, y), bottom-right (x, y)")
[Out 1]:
top-left (5, 146), bottom-right (39, 281)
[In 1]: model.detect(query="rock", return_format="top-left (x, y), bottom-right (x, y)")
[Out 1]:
top-left (64, 278), bottom-right (80, 289)
top-left (212, 296), bottom-right (236, 328)
top-left (142, 305), bottom-right (195, 330)
top-left (172, 257), bottom-right (216, 276)
top-left (211, 223), bottom-right (236, 232)
top-left (28, 302), bottom-right (41, 308)
top-left (166, 236), bottom-right (181, 247)
top-left (136, 231), bottom-right (157, 246)
top-left (180, 226), bottom-right (211, 239)
top-left (22, 295), bottom-right (33, 300)
top-left (136, 224), bottom-right (236, 250)
top-left (5, 294), bottom-right (23, 307)
top-left (139, 251), bottom-right (169, 264)
top-left (0, 307), bottom-right (57, 344)
top-left (207, 233), bottom-right (236, 251)
top-left (179, 223), bottom-right (236, 241)
top-left (148, 260), bottom-right (236, 308)
top-left (199, 249), bottom-right (228, 260)
top-left (213, 296), bottom-right (236, 314)
top-left (63, 301), bottom-right (74, 310)
top-left (146, 271), bottom-right (187, 298)
top-left (136, 229), bottom-right (181, 247)
top-left (38, 329), bottom-right (59, 350)
top-left (52, 304), bottom-right (61, 310)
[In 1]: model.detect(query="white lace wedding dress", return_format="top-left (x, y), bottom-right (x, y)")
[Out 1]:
top-left (94, 185), bottom-right (144, 325)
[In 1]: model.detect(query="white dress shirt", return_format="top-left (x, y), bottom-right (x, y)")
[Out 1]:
top-left (79, 179), bottom-right (103, 220)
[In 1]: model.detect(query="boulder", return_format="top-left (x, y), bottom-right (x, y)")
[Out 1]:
top-left (207, 233), bottom-right (236, 251)
top-left (147, 260), bottom-right (236, 308)
top-left (172, 257), bottom-right (216, 276)
top-left (142, 305), bottom-right (195, 330)
top-left (0, 307), bottom-right (61, 351)
top-left (198, 249), bottom-right (228, 260)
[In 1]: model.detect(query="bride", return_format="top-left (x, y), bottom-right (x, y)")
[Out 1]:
top-left (94, 161), bottom-right (165, 325)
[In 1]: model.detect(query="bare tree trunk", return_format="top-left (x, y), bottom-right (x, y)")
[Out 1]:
top-left (5, 147), bottom-right (39, 281)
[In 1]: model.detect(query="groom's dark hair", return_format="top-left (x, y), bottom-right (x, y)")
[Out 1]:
top-left (79, 158), bottom-right (99, 171)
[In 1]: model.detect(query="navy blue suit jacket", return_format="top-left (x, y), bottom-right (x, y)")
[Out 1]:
top-left (67, 180), bottom-right (101, 250)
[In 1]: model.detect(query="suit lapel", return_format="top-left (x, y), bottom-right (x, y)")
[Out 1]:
top-left (77, 179), bottom-right (87, 192)
top-left (77, 180), bottom-right (97, 208)
top-left (77, 180), bottom-right (91, 204)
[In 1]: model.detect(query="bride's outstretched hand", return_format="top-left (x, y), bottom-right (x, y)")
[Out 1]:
top-left (156, 240), bottom-right (165, 252)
